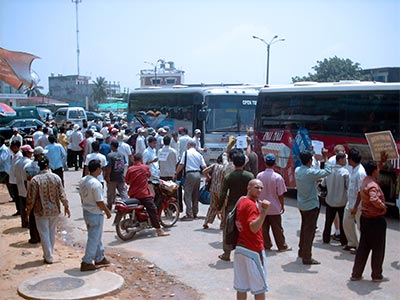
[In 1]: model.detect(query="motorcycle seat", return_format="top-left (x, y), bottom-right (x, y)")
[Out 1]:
top-left (121, 198), bottom-right (142, 206)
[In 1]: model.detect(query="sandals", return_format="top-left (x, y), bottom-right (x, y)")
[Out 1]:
top-left (218, 254), bottom-right (230, 261)
top-left (157, 231), bottom-right (170, 237)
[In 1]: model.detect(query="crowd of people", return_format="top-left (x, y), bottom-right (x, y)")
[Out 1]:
top-left (0, 116), bottom-right (392, 299)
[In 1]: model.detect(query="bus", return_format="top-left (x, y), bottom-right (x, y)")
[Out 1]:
top-left (128, 84), bottom-right (260, 162)
top-left (254, 81), bottom-right (400, 210)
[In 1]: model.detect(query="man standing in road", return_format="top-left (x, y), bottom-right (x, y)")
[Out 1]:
top-left (217, 149), bottom-right (254, 261)
top-left (9, 140), bottom-right (22, 216)
top-left (125, 153), bottom-right (169, 237)
top-left (234, 179), bottom-right (270, 300)
top-left (143, 136), bottom-right (160, 179)
top-left (45, 135), bottom-right (67, 186)
top-left (26, 156), bottom-right (70, 264)
top-left (343, 148), bottom-right (366, 253)
top-left (105, 141), bottom-right (128, 210)
top-left (295, 149), bottom-right (331, 265)
top-left (351, 160), bottom-right (387, 282)
top-left (321, 152), bottom-right (349, 246)
top-left (158, 136), bottom-right (178, 181)
top-left (79, 159), bottom-right (112, 272)
top-left (256, 153), bottom-right (291, 252)
top-left (175, 140), bottom-right (206, 221)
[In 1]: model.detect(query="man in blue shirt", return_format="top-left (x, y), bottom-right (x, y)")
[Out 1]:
top-left (45, 135), bottom-right (67, 186)
top-left (295, 150), bottom-right (331, 265)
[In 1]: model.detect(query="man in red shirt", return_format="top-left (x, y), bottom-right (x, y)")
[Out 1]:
top-left (125, 153), bottom-right (169, 237)
top-left (234, 179), bottom-right (270, 299)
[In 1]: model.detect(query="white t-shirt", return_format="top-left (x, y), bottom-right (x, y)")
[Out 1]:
top-left (84, 152), bottom-right (107, 182)
top-left (79, 175), bottom-right (104, 215)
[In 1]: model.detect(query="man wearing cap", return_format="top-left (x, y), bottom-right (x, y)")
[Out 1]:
top-left (193, 129), bottom-right (206, 155)
top-left (83, 129), bottom-right (95, 161)
top-left (69, 124), bottom-right (83, 171)
top-left (45, 135), bottom-right (67, 186)
top-left (10, 128), bottom-right (23, 145)
top-left (83, 141), bottom-right (107, 186)
top-left (257, 153), bottom-right (291, 252)
top-left (26, 156), bottom-right (70, 264)
top-left (24, 146), bottom-right (47, 244)
top-left (15, 144), bottom-right (34, 228)
top-left (156, 128), bottom-right (167, 152)
top-left (108, 127), bottom-right (119, 144)
top-left (135, 128), bottom-right (147, 155)
top-left (143, 136), bottom-right (160, 178)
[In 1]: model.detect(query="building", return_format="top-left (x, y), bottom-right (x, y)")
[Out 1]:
top-left (0, 81), bottom-right (27, 106)
top-left (363, 67), bottom-right (400, 83)
top-left (48, 74), bottom-right (122, 108)
top-left (140, 61), bottom-right (185, 87)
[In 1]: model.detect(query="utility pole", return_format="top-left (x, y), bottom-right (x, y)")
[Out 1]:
top-left (72, 0), bottom-right (82, 75)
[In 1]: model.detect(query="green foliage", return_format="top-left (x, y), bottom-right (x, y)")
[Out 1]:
top-left (92, 76), bottom-right (108, 109)
top-left (24, 85), bottom-right (44, 97)
top-left (292, 56), bottom-right (369, 83)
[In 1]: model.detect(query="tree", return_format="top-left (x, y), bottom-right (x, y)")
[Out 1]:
top-left (92, 76), bottom-right (108, 109)
top-left (292, 56), bottom-right (369, 83)
top-left (24, 85), bottom-right (44, 97)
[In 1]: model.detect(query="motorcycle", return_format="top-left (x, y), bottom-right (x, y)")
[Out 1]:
top-left (113, 179), bottom-right (180, 241)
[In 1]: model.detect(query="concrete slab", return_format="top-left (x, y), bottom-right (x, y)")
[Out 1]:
top-left (18, 268), bottom-right (124, 300)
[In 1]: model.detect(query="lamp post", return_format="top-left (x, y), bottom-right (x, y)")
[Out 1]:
top-left (144, 59), bottom-right (165, 86)
top-left (252, 35), bottom-right (285, 85)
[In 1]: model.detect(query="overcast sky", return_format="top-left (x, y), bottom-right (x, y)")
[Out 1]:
top-left (1, 0), bottom-right (399, 93)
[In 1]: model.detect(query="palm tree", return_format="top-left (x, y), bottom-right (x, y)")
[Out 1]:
top-left (24, 85), bottom-right (44, 97)
top-left (92, 77), bottom-right (108, 109)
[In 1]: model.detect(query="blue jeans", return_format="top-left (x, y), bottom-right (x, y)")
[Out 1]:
top-left (36, 215), bottom-right (58, 263)
top-left (82, 210), bottom-right (105, 264)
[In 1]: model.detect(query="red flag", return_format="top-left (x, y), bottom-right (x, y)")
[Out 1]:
top-left (0, 47), bottom-right (40, 90)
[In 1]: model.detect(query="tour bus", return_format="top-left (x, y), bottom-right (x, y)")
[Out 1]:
top-left (128, 84), bottom-right (260, 162)
top-left (254, 81), bottom-right (400, 211)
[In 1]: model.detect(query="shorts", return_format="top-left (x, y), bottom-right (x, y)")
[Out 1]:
top-left (233, 246), bottom-right (269, 295)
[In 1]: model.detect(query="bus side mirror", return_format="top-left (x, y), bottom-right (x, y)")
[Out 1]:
top-left (198, 109), bottom-right (207, 121)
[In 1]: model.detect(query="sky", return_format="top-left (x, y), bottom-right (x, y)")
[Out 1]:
top-left (1, 0), bottom-right (399, 93)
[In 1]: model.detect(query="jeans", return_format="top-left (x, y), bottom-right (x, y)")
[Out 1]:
top-left (82, 210), bottom-right (105, 264)
top-left (106, 180), bottom-right (128, 210)
top-left (35, 215), bottom-right (58, 263)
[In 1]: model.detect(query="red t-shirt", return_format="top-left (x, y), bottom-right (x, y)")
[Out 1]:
top-left (125, 163), bottom-right (153, 199)
top-left (236, 197), bottom-right (264, 252)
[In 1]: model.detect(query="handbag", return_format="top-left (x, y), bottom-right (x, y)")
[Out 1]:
top-left (225, 197), bottom-right (243, 249)
top-left (199, 185), bottom-right (210, 205)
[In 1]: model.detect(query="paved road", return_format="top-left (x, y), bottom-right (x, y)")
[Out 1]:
top-left (63, 170), bottom-right (399, 300)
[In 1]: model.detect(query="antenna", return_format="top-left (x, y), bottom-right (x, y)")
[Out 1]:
top-left (72, 0), bottom-right (82, 75)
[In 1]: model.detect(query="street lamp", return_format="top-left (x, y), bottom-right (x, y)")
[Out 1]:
top-left (252, 35), bottom-right (285, 85)
top-left (144, 59), bottom-right (165, 86)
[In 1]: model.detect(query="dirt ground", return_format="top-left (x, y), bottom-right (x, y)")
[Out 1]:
top-left (0, 185), bottom-right (201, 300)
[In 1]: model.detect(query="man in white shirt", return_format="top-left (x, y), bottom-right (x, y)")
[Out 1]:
top-left (135, 128), bottom-right (147, 155)
top-left (170, 131), bottom-right (180, 157)
top-left (32, 124), bottom-right (44, 146)
top-left (158, 136), bottom-right (178, 180)
top-left (321, 152), bottom-right (349, 246)
top-left (36, 127), bottom-right (50, 148)
top-left (83, 141), bottom-right (107, 185)
top-left (174, 140), bottom-right (206, 220)
top-left (343, 148), bottom-right (366, 253)
top-left (69, 124), bottom-right (84, 171)
top-left (10, 128), bottom-right (23, 145)
top-left (9, 140), bottom-right (23, 216)
top-left (156, 127), bottom-right (167, 152)
top-left (143, 136), bottom-right (160, 178)
top-left (117, 132), bottom-right (133, 171)
top-left (178, 127), bottom-right (192, 160)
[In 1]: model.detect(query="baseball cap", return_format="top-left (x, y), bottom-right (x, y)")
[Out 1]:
top-left (194, 129), bottom-right (201, 134)
top-left (21, 144), bottom-right (34, 153)
top-left (13, 127), bottom-right (18, 132)
top-left (34, 146), bottom-right (48, 155)
top-left (265, 153), bottom-right (276, 162)
top-left (158, 128), bottom-right (167, 134)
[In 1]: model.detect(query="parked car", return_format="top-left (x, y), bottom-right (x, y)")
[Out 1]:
top-left (85, 111), bottom-right (104, 121)
top-left (54, 107), bottom-right (87, 127)
top-left (0, 118), bottom-right (45, 140)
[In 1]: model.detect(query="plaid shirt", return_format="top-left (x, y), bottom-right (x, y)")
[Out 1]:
top-left (26, 169), bottom-right (69, 217)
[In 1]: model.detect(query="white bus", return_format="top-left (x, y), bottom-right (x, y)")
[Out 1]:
top-left (128, 84), bottom-right (260, 162)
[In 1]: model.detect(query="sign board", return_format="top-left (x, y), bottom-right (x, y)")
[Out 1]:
top-left (235, 135), bottom-right (248, 149)
top-left (365, 130), bottom-right (399, 161)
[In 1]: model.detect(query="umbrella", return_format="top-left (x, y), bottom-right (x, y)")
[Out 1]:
top-left (0, 103), bottom-right (16, 117)
top-left (0, 47), bottom-right (40, 90)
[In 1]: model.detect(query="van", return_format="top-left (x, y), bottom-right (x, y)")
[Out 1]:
top-left (54, 107), bottom-right (87, 127)
top-left (0, 106), bottom-right (41, 125)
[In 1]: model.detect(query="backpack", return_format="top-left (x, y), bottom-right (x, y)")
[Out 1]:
top-left (225, 197), bottom-right (243, 249)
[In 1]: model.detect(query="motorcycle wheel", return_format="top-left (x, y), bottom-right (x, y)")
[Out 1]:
top-left (116, 212), bottom-right (137, 241)
top-left (160, 202), bottom-right (179, 228)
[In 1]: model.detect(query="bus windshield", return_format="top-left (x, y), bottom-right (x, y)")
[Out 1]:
top-left (205, 95), bottom-right (257, 133)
